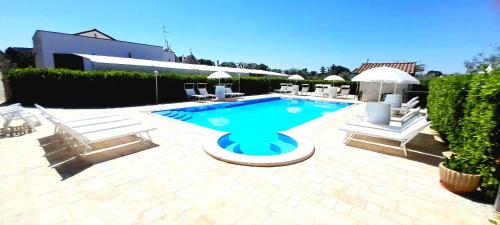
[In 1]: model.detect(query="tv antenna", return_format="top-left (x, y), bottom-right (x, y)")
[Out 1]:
top-left (163, 26), bottom-right (170, 50)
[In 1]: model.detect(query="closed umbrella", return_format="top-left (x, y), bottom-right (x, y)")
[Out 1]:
top-left (208, 71), bottom-right (232, 85)
top-left (324, 75), bottom-right (345, 86)
top-left (351, 67), bottom-right (419, 101)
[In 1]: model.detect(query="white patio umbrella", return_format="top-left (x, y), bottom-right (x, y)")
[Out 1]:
top-left (324, 75), bottom-right (345, 86)
top-left (288, 74), bottom-right (304, 84)
top-left (207, 71), bottom-right (232, 85)
top-left (351, 67), bottom-right (420, 101)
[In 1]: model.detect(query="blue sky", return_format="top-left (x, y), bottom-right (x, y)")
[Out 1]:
top-left (1, 0), bottom-right (499, 73)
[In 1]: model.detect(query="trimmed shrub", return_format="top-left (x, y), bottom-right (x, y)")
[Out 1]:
top-left (6, 68), bottom-right (357, 107)
top-left (429, 70), bottom-right (499, 198)
top-left (427, 75), bottom-right (472, 144)
top-left (452, 71), bottom-right (499, 197)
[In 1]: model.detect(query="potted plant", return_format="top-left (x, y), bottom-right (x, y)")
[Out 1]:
top-left (439, 154), bottom-right (481, 193)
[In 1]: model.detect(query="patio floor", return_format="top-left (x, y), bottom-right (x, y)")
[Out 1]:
top-left (0, 94), bottom-right (494, 225)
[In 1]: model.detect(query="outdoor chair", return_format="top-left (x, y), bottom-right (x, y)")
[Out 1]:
top-left (1, 103), bottom-right (41, 132)
top-left (341, 115), bottom-right (429, 157)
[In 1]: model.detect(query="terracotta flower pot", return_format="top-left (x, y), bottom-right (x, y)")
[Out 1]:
top-left (439, 162), bottom-right (481, 193)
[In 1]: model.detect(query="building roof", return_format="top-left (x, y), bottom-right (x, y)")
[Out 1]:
top-left (182, 54), bottom-right (199, 64)
top-left (354, 62), bottom-right (416, 75)
top-left (74, 54), bottom-right (288, 77)
top-left (6, 47), bottom-right (33, 53)
top-left (74, 29), bottom-right (116, 40)
top-left (33, 30), bottom-right (163, 48)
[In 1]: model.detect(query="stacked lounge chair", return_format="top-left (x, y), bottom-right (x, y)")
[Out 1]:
top-left (35, 104), bottom-right (156, 155)
top-left (1, 103), bottom-right (41, 132)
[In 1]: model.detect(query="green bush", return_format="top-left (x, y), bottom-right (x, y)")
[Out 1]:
top-left (429, 70), bottom-right (499, 198)
top-left (427, 75), bottom-right (472, 144)
top-left (7, 68), bottom-right (357, 107)
top-left (451, 71), bottom-right (499, 197)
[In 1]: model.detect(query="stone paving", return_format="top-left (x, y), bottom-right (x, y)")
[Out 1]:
top-left (0, 94), bottom-right (495, 225)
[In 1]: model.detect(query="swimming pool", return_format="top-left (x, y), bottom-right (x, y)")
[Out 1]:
top-left (154, 97), bottom-right (352, 159)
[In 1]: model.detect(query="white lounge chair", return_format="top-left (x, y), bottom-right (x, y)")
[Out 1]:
top-left (36, 104), bottom-right (156, 155)
top-left (392, 100), bottom-right (419, 115)
top-left (308, 85), bottom-right (324, 97)
top-left (185, 88), bottom-right (208, 100)
top-left (35, 104), bottom-right (126, 133)
top-left (275, 83), bottom-right (291, 93)
top-left (196, 83), bottom-right (216, 99)
top-left (56, 121), bottom-right (156, 155)
top-left (198, 88), bottom-right (216, 99)
top-left (336, 85), bottom-right (351, 98)
top-left (225, 87), bottom-right (245, 98)
top-left (402, 96), bottom-right (419, 107)
top-left (321, 85), bottom-right (332, 97)
top-left (1, 103), bottom-right (41, 132)
top-left (341, 115), bottom-right (429, 157)
top-left (298, 84), bottom-right (309, 95)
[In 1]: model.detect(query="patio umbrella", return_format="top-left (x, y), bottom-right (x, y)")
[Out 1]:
top-left (288, 74), bottom-right (304, 84)
top-left (208, 71), bottom-right (232, 85)
top-left (351, 67), bottom-right (420, 101)
top-left (324, 75), bottom-right (345, 86)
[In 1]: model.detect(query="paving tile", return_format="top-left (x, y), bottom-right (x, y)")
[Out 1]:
top-left (0, 97), bottom-right (492, 225)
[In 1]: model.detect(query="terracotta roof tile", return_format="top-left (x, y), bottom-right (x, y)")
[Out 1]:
top-left (354, 62), bottom-right (417, 75)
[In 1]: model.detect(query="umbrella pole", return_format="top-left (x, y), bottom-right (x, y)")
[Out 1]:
top-left (394, 83), bottom-right (397, 94)
top-left (378, 82), bottom-right (383, 101)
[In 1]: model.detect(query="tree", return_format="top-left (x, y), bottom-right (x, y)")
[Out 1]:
top-left (426, 70), bottom-right (443, 77)
top-left (327, 64), bottom-right (350, 75)
top-left (464, 46), bottom-right (499, 74)
top-left (319, 66), bottom-right (326, 75)
top-left (198, 58), bottom-right (215, 66)
top-left (220, 62), bottom-right (237, 68)
top-left (309, 71), bottom-right (317, 76)
top-left (256, 63), bottom-right (269, 71)
top-left (5, 47), bottom-right (35, 68)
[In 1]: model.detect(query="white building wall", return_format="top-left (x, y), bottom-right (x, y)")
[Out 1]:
top-left (33, 31), bottom-right (170, 69)
top-left (359, 82), bottom-right (409, 101)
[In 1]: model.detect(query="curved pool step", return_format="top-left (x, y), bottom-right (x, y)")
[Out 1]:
top-left (159, 110), bottom-right (193, 121)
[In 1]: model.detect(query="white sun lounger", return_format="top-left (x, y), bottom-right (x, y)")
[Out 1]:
top-left (298, 84), bottom-right (309, 95)
top-left (225, 87), bottom-right (245, 98)
top-left (402, 97), bottom-right (419, 107)
top-left (392, 100), bottom-right (419, 115)
top-left (1, 103), bottom-right (41, 131)
top-left (308, 85), bottom-right (324, 97)
top-left (198, 88), bottom-right (216, 99)
top-left (56, 121), bottom-right (156, 155)
top-left (336, 85), bottom-right (351, 99)
top-left (185, 88), bottom-right (208, 100)
top-left (36, 104), bottom-right (156, 155)
top-left (341, 115), bottom-right (429, 157)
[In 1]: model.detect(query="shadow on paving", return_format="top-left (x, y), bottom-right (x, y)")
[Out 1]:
top-left (346, 132), bottom-right (447, 166)
top-left (346, 133), bottom-right (496, 204)
top-left (0, 124), bottom-right (34, 138)
top-left (38, 134), bottom-right (158, 180)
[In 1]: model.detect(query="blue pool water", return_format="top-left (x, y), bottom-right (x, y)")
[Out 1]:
top-left (154, 97), bottom-right (351, 156)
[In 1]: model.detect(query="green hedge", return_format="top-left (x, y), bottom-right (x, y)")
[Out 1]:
top-left (6, 68), bottom-right (357, 107)
top-left (427, 75), bottom-right (472, 144)
top-left (428, 70), bottom-right (499, 198)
